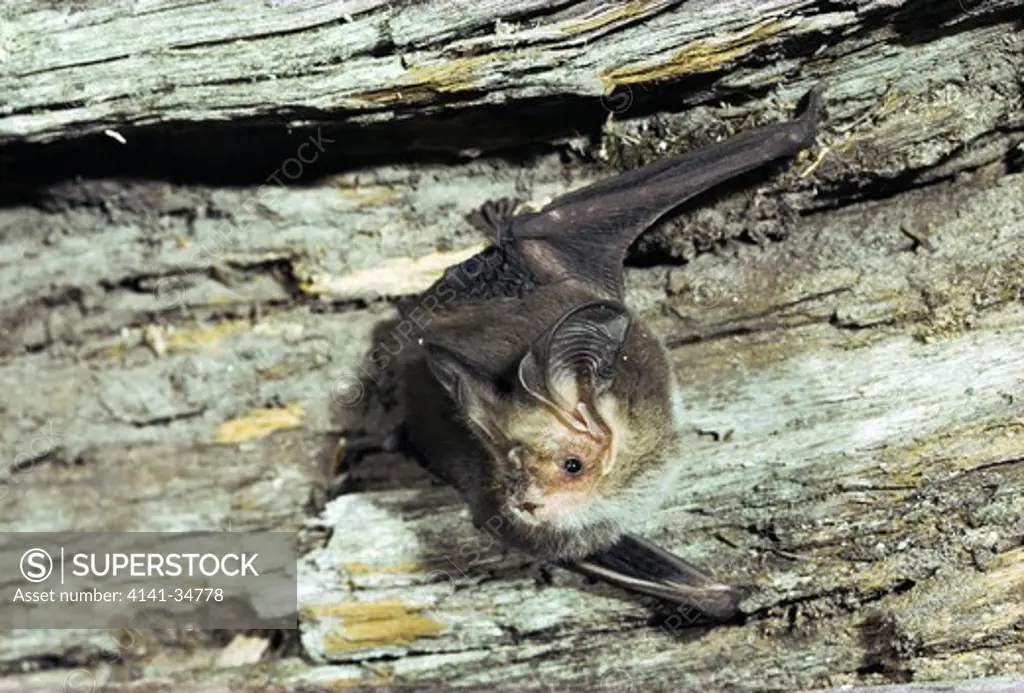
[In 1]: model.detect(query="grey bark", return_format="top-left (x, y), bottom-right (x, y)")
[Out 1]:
top-left (0, 0), bottom-right (1022, 691)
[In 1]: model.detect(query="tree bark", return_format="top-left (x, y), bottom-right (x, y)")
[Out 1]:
top-left (0, 0), bottom-right (1022, 691)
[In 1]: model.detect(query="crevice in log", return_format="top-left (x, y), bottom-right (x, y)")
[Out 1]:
top-left (97, 403), bottom-right (208, 429)
top-left (964, 455), bottom-right (1024, 475)
top-left (166, 16), bottom-right (359, 53)
top-left (412, 1), bottom-right (582, 52)
top-left (0, 651), bottom-right (117, 679)
top-left (4, 447), bottom-right (74, 477)
top-left (890, 1), bottom-right (1024, 44)
top-left (0, 66), bottom-right (843, 194)
top-left (0, 99), bottom-right (600, 191)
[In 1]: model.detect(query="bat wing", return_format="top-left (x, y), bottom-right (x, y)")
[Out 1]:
top-left (564, 532), bottom-right (746, 620)
top-left (473, 84), bottom-right (823, 298)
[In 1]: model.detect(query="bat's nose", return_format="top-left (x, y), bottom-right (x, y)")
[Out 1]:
top-left (518, 501), bottom-right (540, 515)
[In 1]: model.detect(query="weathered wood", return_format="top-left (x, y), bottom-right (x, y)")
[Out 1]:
top-left (293, 175), bottom-right (1024, 691)
top-left (6, 0), bottom-right (1018, 146)
top-left (0, 0), bottom-right (1022, 691)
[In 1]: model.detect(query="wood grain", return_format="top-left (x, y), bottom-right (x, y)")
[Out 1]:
top-left (0, 0), bottom-right (1022, 691)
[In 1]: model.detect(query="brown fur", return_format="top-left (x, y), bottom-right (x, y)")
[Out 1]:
top-left (397, 84), bottom-right (822, 565)
top-left (400, 283), bottom-right (681, 560)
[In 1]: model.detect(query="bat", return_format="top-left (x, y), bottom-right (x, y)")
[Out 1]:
top-left (394, 84), bottom-right (823, 619)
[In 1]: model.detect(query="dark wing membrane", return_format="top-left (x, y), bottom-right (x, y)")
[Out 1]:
top-left (564, 532), bottom-right (746, 620)
top-left (504, 84), bottom-right (824, 298)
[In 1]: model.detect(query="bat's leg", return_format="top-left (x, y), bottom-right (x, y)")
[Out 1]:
top-left (467, 197), bottom-right (520, 245)
top-left (562, 533), bottom-right (746, 620)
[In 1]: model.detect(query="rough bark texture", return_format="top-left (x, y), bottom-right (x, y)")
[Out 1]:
top-left (1, 0), bottom-right (1023, 691)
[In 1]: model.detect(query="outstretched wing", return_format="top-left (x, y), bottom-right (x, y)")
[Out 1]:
top-left (564, 532), bottom-right (746, 620)
top-left (473, 84), bottom-right (824, 299)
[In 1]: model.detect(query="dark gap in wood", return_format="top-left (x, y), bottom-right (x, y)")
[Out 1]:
top-left (0, 96), bottom-right (605, 196)
top-left (890, 0), bottom-right (1024, 45)
top-left (0, 70), bottom-right (769, 203)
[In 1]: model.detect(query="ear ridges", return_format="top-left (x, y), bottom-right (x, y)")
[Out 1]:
top-left (518, 300), bottom-right (631, 416)
top-left (423, 342), bottom-right (464, 402)
top-left (545, 301), bottom-right (631, 399)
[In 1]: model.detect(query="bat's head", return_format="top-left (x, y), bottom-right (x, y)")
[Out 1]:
top-left (497, 387), bottom-right (622, 526)
top-left (425, 301), bottom-right (642, 531)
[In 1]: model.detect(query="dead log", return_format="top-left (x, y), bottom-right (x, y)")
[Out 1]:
top-left (0, 0), bottom-right (1021, 691)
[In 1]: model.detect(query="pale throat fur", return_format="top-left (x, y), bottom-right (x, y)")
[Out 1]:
top-left (466, 315), bottom-right (685, 547)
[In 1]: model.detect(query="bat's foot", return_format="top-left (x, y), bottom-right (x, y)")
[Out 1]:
top-left (467, 197), bottom-right (520, 245)
top-left (320, 426), bottom-right (412, 501)
top-left (563, 533), bottom-right (747, 620)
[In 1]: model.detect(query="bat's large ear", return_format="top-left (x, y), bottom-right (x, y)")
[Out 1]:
top-left (518, 301), bottom-right (631, 440)
top-left (425, 343), bottom-right (504, 445)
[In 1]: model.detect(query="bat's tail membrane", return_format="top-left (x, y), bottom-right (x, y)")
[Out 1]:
top-left (565, 532), bottom-right (747, 620)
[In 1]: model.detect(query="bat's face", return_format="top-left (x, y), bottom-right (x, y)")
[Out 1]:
top-left (425, 300), bottom-right (638, 529)
top-left (499, 394), bottom-right (622, 526)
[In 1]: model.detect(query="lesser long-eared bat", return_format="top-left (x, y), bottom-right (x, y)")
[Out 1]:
top-left (394, 85), bottom-right (823, 618)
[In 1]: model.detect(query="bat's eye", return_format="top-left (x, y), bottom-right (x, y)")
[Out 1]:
top-left (562, 456), bottom-right (584, 476)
